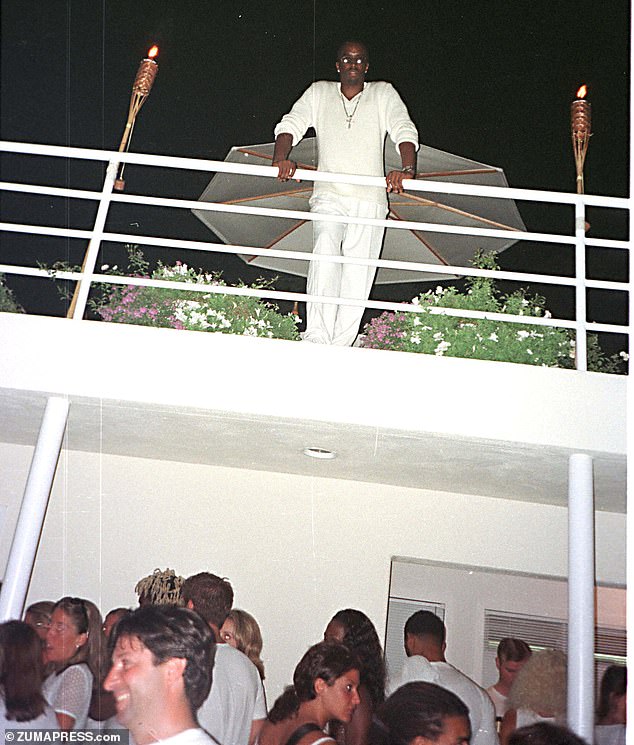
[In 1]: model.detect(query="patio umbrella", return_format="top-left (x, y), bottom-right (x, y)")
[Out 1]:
top-left (192, 139), bottom-right (526, 284)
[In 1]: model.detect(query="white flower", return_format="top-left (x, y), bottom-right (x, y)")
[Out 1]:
top-left (435, 286), bottom-right (444, 295)
top-left (435, 340), bottom-right (451, 355)
top-left (413, 317), bottom-right (421, 326)
top-left (517, 330), bottom-right (530, 340)
top-left (412, 296), bottom-right (420, 306)
top-left (544, 310), bottom-right (552, 318)
top-left (433, 331), bottom-right (444, 341)
top-left (619, 351), bottom-right (629, 361)
top-left (100, 264), bottom-right (109, 271)
top-left (521, 298), bottom-right (530, 306)
top-left (410, 334), bottom-right (421, 345)
top-left (488, 332), bottom-right (499, 342)
top-left (526, 349), bottom-right (533, 355)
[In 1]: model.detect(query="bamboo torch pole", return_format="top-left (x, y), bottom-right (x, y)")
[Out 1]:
top-left (66, 46), bottom-right (159, 319)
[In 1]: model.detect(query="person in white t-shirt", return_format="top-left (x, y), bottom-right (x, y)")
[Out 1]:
top-left (485, 638), bottom-right (532, 720)
top-left (389, 610), bottom-right (498, 745)
top-left (273, 40), bottom-right (419, 347)
top-left (104, 605), bottom-right (215, 745)
top-left (182, 572), bottom-right (267, 745)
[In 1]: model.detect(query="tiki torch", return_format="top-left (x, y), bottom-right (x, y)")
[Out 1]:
top-left (571, 85), bottom-right (592, 194)
top-left (114, 45), bottom-right (159, 191)
top-left (66, 45), bottom-right (159, 318)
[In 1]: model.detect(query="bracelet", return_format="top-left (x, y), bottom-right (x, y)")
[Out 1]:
top-left (401, 166), bottom-right (415, 174)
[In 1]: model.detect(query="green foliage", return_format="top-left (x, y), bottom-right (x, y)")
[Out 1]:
top-left (362, 251), bottom-right (627, 374)
top-left (0, 274), bottom-right (25, 313)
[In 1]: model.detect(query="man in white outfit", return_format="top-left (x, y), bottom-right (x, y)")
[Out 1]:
top-left (273, 40), bottom-right (419, 346)
top-left (389, 610), bottom-right (498, 745)
top-left (182, 572), bottom-right (267, 745)
top-left (104, 605), bottom-right (216, 745)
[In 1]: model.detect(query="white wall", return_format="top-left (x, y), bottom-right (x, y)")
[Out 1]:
top-left (1, 446), bottom-right (622, 705)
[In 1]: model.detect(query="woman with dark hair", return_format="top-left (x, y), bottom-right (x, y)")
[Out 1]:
top-left (24, 601), bottom-right (54, 643)
top-left (369, 681), bottom-right (470, 745)
top-left (324, 609), bottom-right (386, 745)
top-left (258, 641), bottom-right (361, 745)
top-left (0, 621), bottom-right (58, 736)
top-left (508, 723), bottom-right (587, 745)
top-left (43, 597), bottom-right (108, 730)
top-left (595, 665), bottom-right (626, 745)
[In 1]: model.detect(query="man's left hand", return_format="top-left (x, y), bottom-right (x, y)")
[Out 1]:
top-left (386, 169), bottom-right (413, 194)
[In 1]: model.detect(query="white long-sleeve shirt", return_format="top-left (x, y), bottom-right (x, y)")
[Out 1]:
top-left (274, 80), bottom-right (418, 206)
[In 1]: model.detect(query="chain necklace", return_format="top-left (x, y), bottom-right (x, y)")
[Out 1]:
top-left (340, 90), bottom-right (363, 128)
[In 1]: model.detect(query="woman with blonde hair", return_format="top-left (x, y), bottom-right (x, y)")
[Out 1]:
top-left (220, 608), bottom-right (266, 680)
top-left (499, 649), bottom-right (567, 745)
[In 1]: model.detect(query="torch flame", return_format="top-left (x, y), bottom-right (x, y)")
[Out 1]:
top-left (148, 45), bottom-right (159, 59)
top-left (576, 84), bottom-right (587, 99)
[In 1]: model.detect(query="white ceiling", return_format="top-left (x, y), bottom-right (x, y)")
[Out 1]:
top-left (0, 388), bottom-right (625, 513)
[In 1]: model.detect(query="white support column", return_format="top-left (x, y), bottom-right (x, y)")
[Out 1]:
top-left (567, 453), bottom-right (595, 741)
top-left (0, 396), bottom-right (69, 621)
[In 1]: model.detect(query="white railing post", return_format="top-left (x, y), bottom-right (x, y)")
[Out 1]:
top-left (0, 397), bottom-right (69, 621)
top-left (68, 161), bottom-right (119, 320)
top-left (574, 200), bottom-right (588, 371)
top-left (567, 453), bottom-right (595, 741)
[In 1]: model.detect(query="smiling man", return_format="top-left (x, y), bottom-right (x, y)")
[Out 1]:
top-left (273, 40), bottom-right (419, 347)
top-left (104, 605), bottom-right (215, 745)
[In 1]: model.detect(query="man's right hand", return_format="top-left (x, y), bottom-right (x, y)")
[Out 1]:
top-left (273, 159), bottom-right (298, 182)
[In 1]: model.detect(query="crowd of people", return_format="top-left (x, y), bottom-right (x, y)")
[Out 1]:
top-left (0, 568), bottom-right (626, 745)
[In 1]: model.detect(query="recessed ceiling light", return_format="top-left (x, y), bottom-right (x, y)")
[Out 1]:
top-left (303, 447), bottom-right (336, 460)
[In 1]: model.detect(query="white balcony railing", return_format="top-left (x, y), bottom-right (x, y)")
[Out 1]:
top-left (0, 140), bottom-right (630, 371)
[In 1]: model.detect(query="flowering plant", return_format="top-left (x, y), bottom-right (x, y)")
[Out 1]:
top-left (362, 251), bottom-right (626, 373)
top-left (90, 249), bottom-right (300, 341)
top-left (0, 274), bottom-right (24, 313)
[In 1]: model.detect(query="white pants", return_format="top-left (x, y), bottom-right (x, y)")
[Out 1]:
top-left (305, 194), bottom-right (387, 347)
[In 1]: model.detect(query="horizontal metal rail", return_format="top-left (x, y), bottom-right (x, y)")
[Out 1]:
top-left (1, 140), bottom-right (629, 208)
top-left (0, 226), bottom-right (628, 293)
top-left (0, 180), bottom-right (628, 251)
top-left (0, 140), bottom-right (630, 371)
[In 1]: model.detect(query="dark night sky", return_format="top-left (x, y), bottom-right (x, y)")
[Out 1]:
top-left (0, 0), bottom-right (630, 347)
